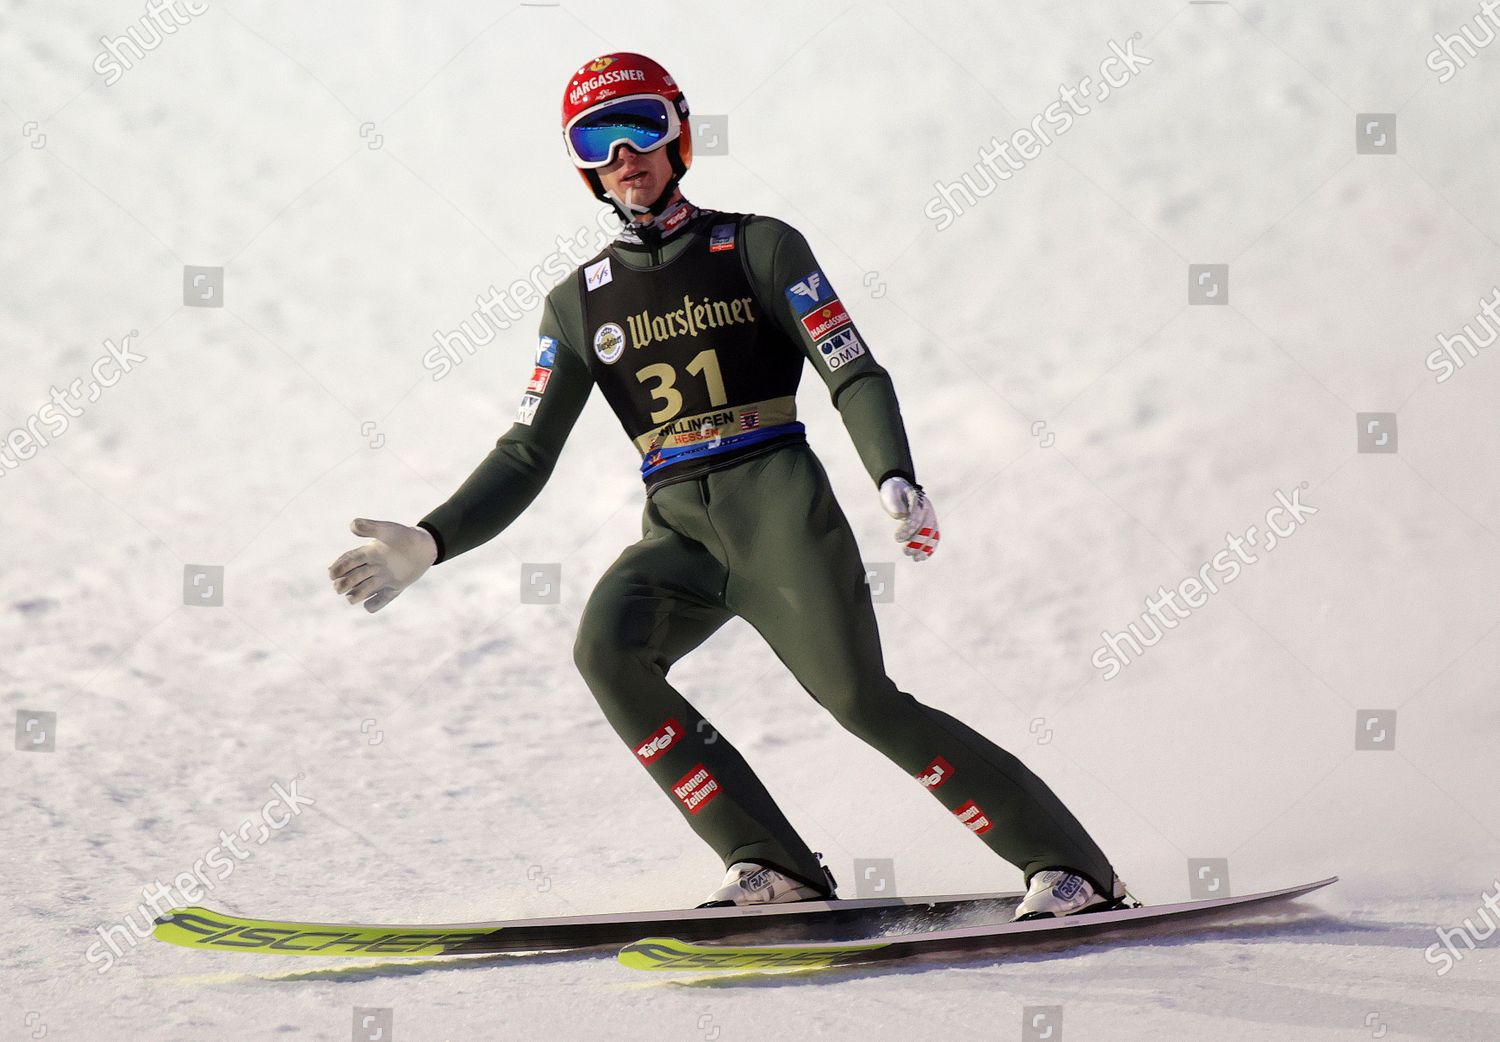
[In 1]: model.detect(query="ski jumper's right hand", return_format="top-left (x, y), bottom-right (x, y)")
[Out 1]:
top-left (328, 519), bottom-right (437, 613)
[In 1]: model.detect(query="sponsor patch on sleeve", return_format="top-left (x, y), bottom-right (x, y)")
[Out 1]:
top-left (516, 393), bottom-right (541, 426)
top-left (785, 269), bottom-right (835, 314)
top-left (816, 327), bottom-right (866, 371)
top-left (801, 298), bottom-right (851, 341)
top-left (536, 335), bottom-right (558, 367)
top-left (708, 223), bottom-right (737, 252)
top-left (526, 366), bottom-right (552, 394)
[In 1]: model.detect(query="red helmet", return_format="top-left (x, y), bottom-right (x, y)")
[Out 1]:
top-left (561, 53), bottom-right (693, 213)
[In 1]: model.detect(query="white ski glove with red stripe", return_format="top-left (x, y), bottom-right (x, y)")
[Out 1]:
top-left (879, 477), bottom-right (940, 562)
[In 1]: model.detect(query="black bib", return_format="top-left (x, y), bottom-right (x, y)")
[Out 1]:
top-left (579, 213), bottom-right (807, 486)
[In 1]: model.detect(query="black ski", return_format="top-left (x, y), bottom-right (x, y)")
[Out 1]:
top-left (152, 889), bottom-right (1023, 958)
top-left (619, 876), bottom-right (1338, 971)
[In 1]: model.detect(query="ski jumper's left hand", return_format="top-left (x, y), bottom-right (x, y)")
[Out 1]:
top-left (880, 477), bottom-right (939, 561)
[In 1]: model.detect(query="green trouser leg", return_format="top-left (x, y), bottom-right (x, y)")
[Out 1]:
top-left (573, 514), bottom-right (829, 888)
top-left (575, 443), bottom-right (1116, 892)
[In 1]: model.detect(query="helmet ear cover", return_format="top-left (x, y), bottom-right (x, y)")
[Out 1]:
top-left (672, 93), bottom-right (693, 173)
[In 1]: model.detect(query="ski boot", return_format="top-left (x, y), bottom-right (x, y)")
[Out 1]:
top-left (1012, 869), bottom-right (1140, 921)
top-left (698, 854), bottom-right (838, 908)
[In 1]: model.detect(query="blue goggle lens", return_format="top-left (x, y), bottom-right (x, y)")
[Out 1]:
top-left (568, 97), bottom-right (671, 165)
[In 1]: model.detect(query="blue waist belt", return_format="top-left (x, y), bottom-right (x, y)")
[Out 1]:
top-left (639, 422), bottom-right (805, 478)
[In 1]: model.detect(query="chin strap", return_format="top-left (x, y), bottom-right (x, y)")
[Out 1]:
top-left (599, 173), bottom-right (683, 225)
top-left (587, 122), bottom-right (691, 224)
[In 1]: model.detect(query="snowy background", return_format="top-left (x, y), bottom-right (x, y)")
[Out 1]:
top-left (4, 1), bottom-right (1500, 1039)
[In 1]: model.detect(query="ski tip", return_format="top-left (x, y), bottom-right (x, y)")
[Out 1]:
top-left (1297, 876), bottom-right (1339, 894)
top-left (618, 937), bottom-right (680, 970)
top-left (152, 906), bottom-right (222, 947)
top-left (154, 906), bottom-right (203, 928)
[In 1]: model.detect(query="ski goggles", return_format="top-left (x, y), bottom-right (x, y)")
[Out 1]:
top-left (564, 95), bottom-right (681, 169)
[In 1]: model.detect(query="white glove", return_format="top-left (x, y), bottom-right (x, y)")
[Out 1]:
top-left (328, 518), bottom-right (437, 613)
top-left (879, 477), bottom-right (940, 562)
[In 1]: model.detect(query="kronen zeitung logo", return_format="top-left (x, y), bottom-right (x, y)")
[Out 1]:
top-left (626, 294), bottom-right (758, 350)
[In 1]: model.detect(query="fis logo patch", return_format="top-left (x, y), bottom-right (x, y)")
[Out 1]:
top-left (785, 269), bottom-right (834, 314)
top-left (709, 223), bottom-right (736, 252)
top-left (918, 756), bottom-right (954, 789)
top-left (818, 328), bottom-right (866, 371)
top-left (536, 335), bottom-right (558, 367)
top-left (585, 257), bottom-right (613, 291)
top-left (516, 393), bottom-right (542, 426)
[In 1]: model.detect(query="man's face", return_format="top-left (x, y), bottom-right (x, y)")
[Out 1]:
top-left (597, 144), bottom-right (673, 215)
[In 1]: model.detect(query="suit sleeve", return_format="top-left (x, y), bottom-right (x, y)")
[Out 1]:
top-left (743, 216), bottom-right (917, 488)
top-left (418, 295), bottom-right (592, 563)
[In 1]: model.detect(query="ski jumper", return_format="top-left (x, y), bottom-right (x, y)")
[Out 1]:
top-left (418, 204), bottom-right (1118, 894)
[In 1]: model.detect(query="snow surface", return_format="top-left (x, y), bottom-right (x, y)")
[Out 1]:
top-left (4, 2), bottom-right (1500, 1039)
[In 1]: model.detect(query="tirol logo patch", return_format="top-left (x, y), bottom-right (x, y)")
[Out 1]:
top-left (661, 202), bottom-right (692, 235)
top-left (594, 322), bottom-right (626, 364)
top-left (818, 327), bottom-right (866, 371)
top-left (635, 718), bottom-right (683, 764)
top-left (954, 800), bottom-right (993, 835)
top-left (801, 299), bottom-right (851, 341)
top-left (785, 269), bottom-right (834, 314)
top-left (526, 366), bottom-right (552, 394)
top-left (585, 257), bottom-right (613, 291)
top-left (918, 756), bottom-right (954, 789)
top-left (673, 764), bottom-right (721, 814)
